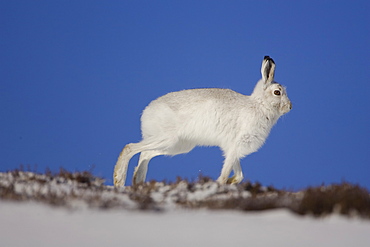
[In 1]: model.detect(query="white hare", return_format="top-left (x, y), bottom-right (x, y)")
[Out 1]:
top-left (114, 56), bottom-right (292, 187)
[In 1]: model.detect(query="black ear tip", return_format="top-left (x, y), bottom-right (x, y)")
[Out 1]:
top-left (264, 55), bottom-right (275, 64)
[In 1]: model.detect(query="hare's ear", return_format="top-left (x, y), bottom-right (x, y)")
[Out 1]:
top-left (261, 56), bottom-right (275, 87)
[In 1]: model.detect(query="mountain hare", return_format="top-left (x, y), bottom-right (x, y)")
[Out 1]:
top-left (114, 56), bottom-right (292, 187)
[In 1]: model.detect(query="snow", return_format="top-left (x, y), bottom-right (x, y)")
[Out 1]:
top-left (1, 201), bottom-right (369, 247)
top-left (1, 171), bottom-right (370, 246)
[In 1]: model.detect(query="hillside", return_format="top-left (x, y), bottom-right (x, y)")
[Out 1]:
top-left (1, 169), bottom-right (370, 247)
top-left (1, 169), bottom-right (369, 218)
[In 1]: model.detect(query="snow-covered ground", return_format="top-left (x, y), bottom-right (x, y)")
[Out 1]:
top-left (1, 171), bottom-right (370, 246)
top-left (1, 201), bottom-right (370, 247)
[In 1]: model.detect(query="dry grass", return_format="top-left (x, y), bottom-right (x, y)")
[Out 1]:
top-left (1, 169), bottom-right (369, 218)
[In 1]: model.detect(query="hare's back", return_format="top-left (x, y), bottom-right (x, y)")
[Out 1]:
top-left (152, 88), bottom-right (245, 109)
top-left (141, 88), bottom-right (247, 144)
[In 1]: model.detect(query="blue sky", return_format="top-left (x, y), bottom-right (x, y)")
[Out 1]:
top-left (1, 1), bottom-right (369, 190)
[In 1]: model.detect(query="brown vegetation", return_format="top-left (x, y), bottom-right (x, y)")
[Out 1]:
top-left (1, 169), bottom-right (369, 218)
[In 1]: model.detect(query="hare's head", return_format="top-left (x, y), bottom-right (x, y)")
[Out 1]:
top-left (252, 56), bottom-right (292, 115)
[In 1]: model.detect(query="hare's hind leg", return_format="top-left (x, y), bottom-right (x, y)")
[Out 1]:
top-left (114, 140), bottom-right (161, 187)
top-left (132, 140), bottom-right (196, 185)
top-left (114, 143), bottom-right (141, 187)
top-left (133, 150), bottom-right (165, 185)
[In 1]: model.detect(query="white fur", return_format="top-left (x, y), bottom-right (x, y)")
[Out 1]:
top-left (114, 56), bottom-right (292, 187)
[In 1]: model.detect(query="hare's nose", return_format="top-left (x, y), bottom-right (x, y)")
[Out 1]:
top-left (289, 102), bottom-right (293, 110)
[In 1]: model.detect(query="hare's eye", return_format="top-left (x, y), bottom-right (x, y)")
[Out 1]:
top-left (274, 90), bottom-right (281, 96)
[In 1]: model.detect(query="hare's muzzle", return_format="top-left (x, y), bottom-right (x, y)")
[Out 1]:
top-left (280, 101), bottom-right (292, 115)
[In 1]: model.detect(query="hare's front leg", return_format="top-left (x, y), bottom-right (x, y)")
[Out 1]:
top-left (226, 160), bottom-right (244, 184)
top-left (217, 154), bottom-right (241, 184)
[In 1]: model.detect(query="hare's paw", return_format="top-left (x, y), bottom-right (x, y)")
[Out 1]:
top-left (226, 175), bottom-right (243, 184)
top-left (113, 170), bottom-right (124, 187)
top-left (216, 176), bottom-right (227, 185)
top-left (132, 166), bottom-right (144, 186)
